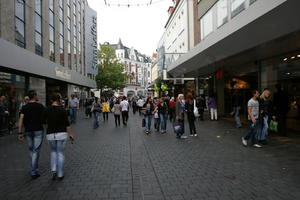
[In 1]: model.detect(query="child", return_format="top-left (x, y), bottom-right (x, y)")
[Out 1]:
top-left (153, 108), bottom-right (160, 132)
top-left (269, 116), bottom-right (278, 134)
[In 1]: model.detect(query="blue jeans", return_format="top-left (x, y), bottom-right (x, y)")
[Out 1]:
top-left (25, 130), bottom-right (44, 175)
top-left (160, 114), bottom-right (168, 131)
top-left (70, 107), bottom-right (77, 123)
top-left (93, 112), bottom-right (100, 129)
top-left (258, 115), bottom-right (268, 141)
top-left (233, 106), bottom-right (242, 127)
top-left (145, 114), bottom-right (153, 131)
top-left (48, 139), bottom-right (67, 178)
top-left (244, 121), bottom-right (258, 145)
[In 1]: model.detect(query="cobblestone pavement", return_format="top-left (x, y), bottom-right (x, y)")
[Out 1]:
top-left (0, 111), bottom-right (299, 200)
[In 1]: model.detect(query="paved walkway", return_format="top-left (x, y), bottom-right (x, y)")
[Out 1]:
top-left (0, 112), bottom-right (299, 200)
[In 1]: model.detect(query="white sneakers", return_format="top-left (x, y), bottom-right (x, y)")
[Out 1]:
top-left (242, 137), bottom-right (262, 148)
top-left (242, 137), bottom-right (247, 146)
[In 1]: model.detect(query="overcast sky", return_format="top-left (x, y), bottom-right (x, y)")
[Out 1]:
top-left (87, 0), bottom-right (172, 56)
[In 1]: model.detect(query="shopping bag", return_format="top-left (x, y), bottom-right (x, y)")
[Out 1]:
top-left (173, 120), bottom-right (183, 135)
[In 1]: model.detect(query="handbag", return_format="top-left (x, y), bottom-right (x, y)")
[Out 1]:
top-left (173, 120), bottom-right (183, 135)
top-left (111, 107), bottom-right (115, 113)
top-left (194, 100), bottom-right (200, 117)
top-left (142, 118), bottom-right (146, 127)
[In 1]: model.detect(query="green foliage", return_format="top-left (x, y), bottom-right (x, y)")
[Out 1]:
top-left (96, 45), bottom-right (129, 91)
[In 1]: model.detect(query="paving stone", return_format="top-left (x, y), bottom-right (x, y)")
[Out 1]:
top-left (0, 111), bottom-right (299, 200)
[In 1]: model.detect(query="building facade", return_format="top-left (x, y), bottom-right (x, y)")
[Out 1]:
top-left (0, 0), bottom-right (97, 131)
top-left (167, 0), bottom-right (300, 131)
top-left (108, 39), bottom-right (151, 97)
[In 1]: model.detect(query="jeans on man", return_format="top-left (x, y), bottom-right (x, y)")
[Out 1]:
top-left (243, 121), bottom-right (258, 145)
top-left (25, 130), bottom-right (44, 175)
top-left (122, 111), bottom-right (129, 125)
top-left (48, 139), bottom-right (67, 178)
top-left (160, 113), bottom-right (168, 131)
top-left (233, 106), bottom-right (242, 127)
top-left (69, 107), bottom-right (77, 123)
top-left (145, 114), bottom-right (153, 131)
top-left (93, 112), bottom-right (100, 129)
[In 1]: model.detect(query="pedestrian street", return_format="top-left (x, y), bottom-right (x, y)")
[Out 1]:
top-left (0, 112), bottom-right (299, 200)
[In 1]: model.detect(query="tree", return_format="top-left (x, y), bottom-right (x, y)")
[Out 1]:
top-left (95, 45), bottom-right (129, 95)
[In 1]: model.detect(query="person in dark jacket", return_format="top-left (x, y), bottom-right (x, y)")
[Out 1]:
top-left (157, 98), bottom-right (168, 134)
top-left (44, 93), bottom-right (74, 180)
top-left (143, 97), bottom-right (154, 134)
top-left (231, 90), bottom-right (242, 128)
top-left (18, 90), bottom-right (45, 179)
top-left (196, 95), bottom-right (206, 121)
top-left (258, 89), bottom-right (273, 144)
top-left (185, 93), bottom-right (197, 136)
top-left (175, 94), bottom-right (185, 139)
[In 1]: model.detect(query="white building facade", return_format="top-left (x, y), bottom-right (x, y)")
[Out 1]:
top-left (110, 39), bottom-right (151, 97)
top-left (164, 0), bottom-right (195, 68)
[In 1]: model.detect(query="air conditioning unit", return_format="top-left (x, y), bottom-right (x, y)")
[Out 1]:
top-left (174, 79), bottom-right (184, 85)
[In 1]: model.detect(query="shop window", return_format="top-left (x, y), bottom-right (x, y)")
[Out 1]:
top-left (217, 0), bottom-right (228, 28)
top-left (231, 0), bottom-right (246, 18)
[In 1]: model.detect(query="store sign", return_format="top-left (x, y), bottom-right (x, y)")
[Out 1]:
top-left (55, 67), bottom-right (71, 80)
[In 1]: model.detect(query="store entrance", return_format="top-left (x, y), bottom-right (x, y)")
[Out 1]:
top-left (224, 72), bottom-right (259, 119)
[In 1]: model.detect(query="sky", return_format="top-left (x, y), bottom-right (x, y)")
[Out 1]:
top-left (87, 0), bottom-right (173, 56)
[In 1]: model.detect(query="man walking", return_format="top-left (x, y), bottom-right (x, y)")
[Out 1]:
top-left (120, 96), bottom-right (129, 125)
top-left (18, 90), bottom-right (45, 179)
top-left (68, 94), bottom-right (79, 124)
top-left (242, 90), bottom-right (262, 148)
top-left (137, 97), bottom-right (145, 116)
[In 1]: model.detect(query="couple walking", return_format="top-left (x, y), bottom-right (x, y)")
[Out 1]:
top-left (18, 91), bottom-right (74, 180)
top-left (175, 93), bottom-right (197, 139)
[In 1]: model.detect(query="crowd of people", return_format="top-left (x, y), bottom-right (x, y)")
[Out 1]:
top-left (3, 83), bottom-right (295, 180)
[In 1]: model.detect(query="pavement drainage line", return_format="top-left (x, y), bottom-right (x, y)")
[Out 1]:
top-left (128, 125), bottom-right (136, 200)
top-left (138, 130), bottom-right (167, 200)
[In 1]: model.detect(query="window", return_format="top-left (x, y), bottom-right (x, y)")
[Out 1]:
top-left (49, 41), bottom-right (55, 61)
top-left (35, 33), bottom-right (42, 55)
top-left (15, 0), bottom-right (25, 21)
top-left (15, 0), bottom-right (25, 48)
top-left (200, 9), bottom-right (213, 40)
top-left (49, 11), bottom-right (54, 26)
top-left (217, 0), bottom-right (228, 27)
top-left (59, 22), bottom-right (64, 35)
top-left (49, 1), bottom-right (55, 61)
top-left (250, 0), bottom-right (256, 5)
top-left (49, 26), bottom-right (55, 42)
top-left (49, 0), bottom-right (54, 11)
top-left (67, 42), bottom-right (71, 69)
top-left (231, 0), bottom-right (245, 18)
top-left (67, 18), bottom-right (71, 29)
top-left (35, 0), bottom-right (42, 55)
top-left (67, 30), bottom-right (71, 41)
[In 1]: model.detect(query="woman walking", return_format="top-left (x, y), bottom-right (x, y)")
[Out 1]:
top-left (44, 93), bottom-right (74, 180)
top-left (208, 94), bottom-right (218, 120)
top-left (185, 94), bottom-right (197, 136)
top-left (112, 99), bottom-right (121, 127)
top-left (175, 94), bottom-right (185, 139)
top-left (92, 97), bottom-right (102, 129)
top-left (158, 98), bottom-right (168, 134)
top-left (143, 97), bottom-right (154, 134)
top-left (102, 98), bottom-right (110, 121)
top-left (258, 89), bottom-right (272, 144)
